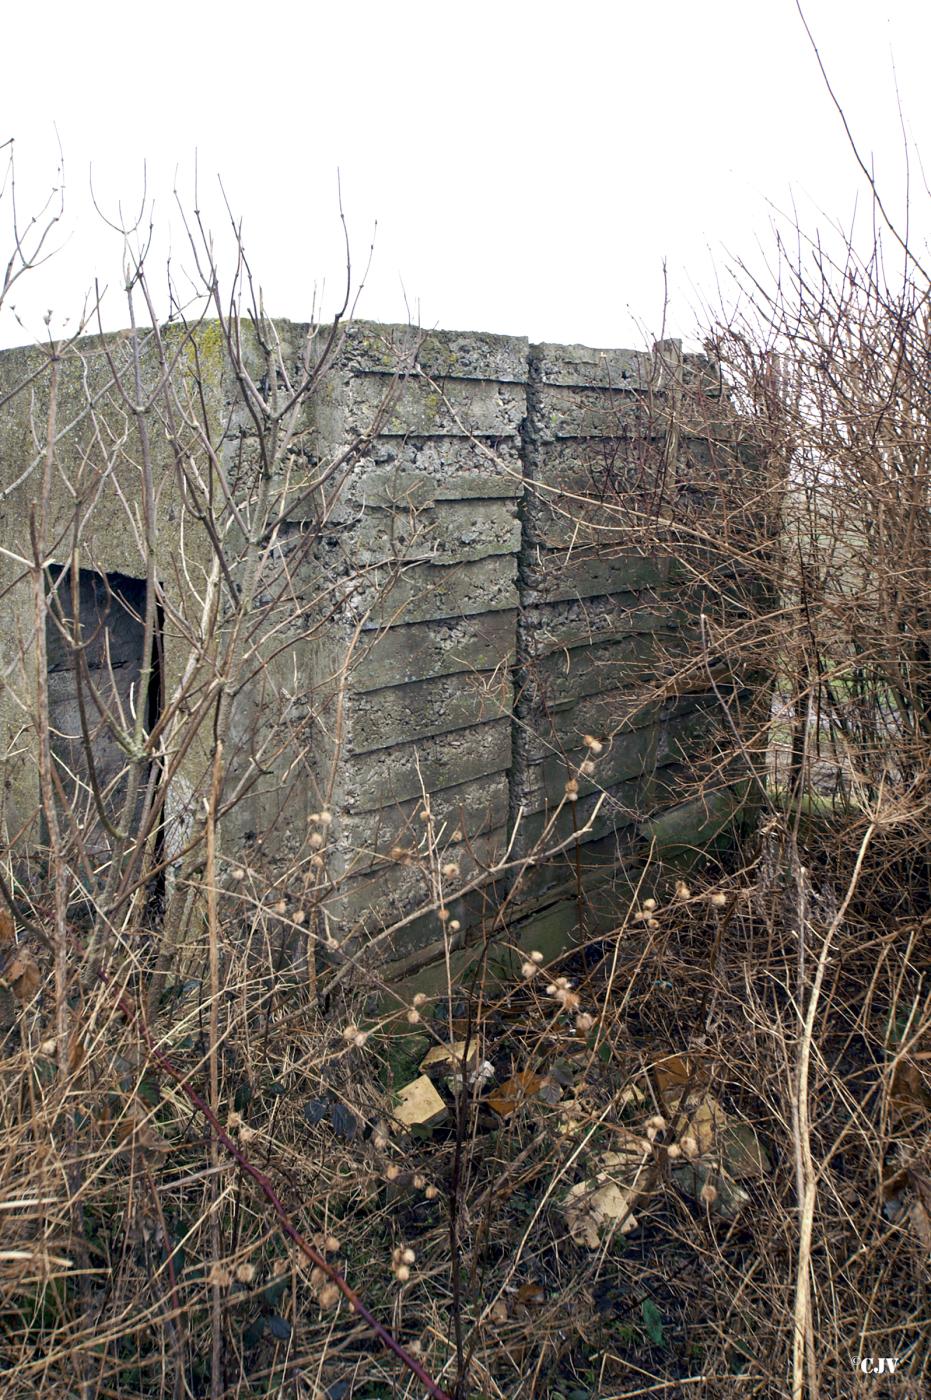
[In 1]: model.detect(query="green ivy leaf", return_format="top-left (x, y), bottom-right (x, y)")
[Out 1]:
top-left (641, 1298), bottom-right (665, 1348)
top-left (137, 1076), bottom-right (161, 1107)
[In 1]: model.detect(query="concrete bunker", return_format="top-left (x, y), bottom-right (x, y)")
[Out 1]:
top-left (0, 321), bottom-right (749, 980)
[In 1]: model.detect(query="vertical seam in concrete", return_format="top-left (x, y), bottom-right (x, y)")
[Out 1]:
top-left (506, 345), bottom-right (543, 872)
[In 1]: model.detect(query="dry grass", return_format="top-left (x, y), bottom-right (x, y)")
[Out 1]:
top-left (2, 816), bottom-right (928, 1398)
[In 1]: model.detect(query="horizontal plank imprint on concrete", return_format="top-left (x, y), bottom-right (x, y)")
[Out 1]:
top-left (348, 668), bottom-right (512, 754)
top-left (357, 554), bottom-right (519, 627)
top-left (350, 610), bottom-right (517, 691)
top-left (343, 718), bottom-right (512, 813)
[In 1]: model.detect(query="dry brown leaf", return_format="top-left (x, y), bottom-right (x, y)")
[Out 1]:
top-left (487, 1071), bottom-right (548, 1118)
top-left (115, 1115), bottom-right (172, 1154)
top-left (890, 1059), bottom-right (931, 1118)
top-left (4, 950), bottom-right (41, 1002)
top-left (910, 1198), bottom-right (931, 1252)
top-left (0, 908), bottom-right (15, 948)
top-left (881, 1163), bottom-right (909, 1205)
top-left (885, 1162), bottom-right (931, 1244)
top-left (653, 1053), bottom-right (710, 1103)
top-left (68, 1035), bottom-right (86, 1074)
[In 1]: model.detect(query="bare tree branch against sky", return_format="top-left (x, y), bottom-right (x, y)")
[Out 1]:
top-left (3, 0), bottom-right (929, 349)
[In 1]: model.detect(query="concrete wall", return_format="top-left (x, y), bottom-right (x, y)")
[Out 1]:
top-left (0, 331), bottom-right (218, 892)
top-left (264, 324), bottom-right (742, 976)
top-left (0, 321), bottom-right (743, 977)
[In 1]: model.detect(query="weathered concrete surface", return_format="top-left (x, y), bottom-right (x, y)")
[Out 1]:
top-left (0, 319), bottom-right (744, 980)
top-left (501, 335), bottom-right (730, 949)
top-left (349, 611), bottom-right (517, 692)
top-left (338, 772), bottom-right (510, 862)
top-left (353, 555), bottom-right (520, 626)
top-left (0, 327), bottom-right (225, 874)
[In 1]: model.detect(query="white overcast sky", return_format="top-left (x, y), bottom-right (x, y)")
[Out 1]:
top-left (2, 0), bottom-right (929, 352)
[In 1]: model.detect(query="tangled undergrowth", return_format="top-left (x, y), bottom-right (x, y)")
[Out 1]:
top-left (2, 820), bottom-right (928, 1400)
